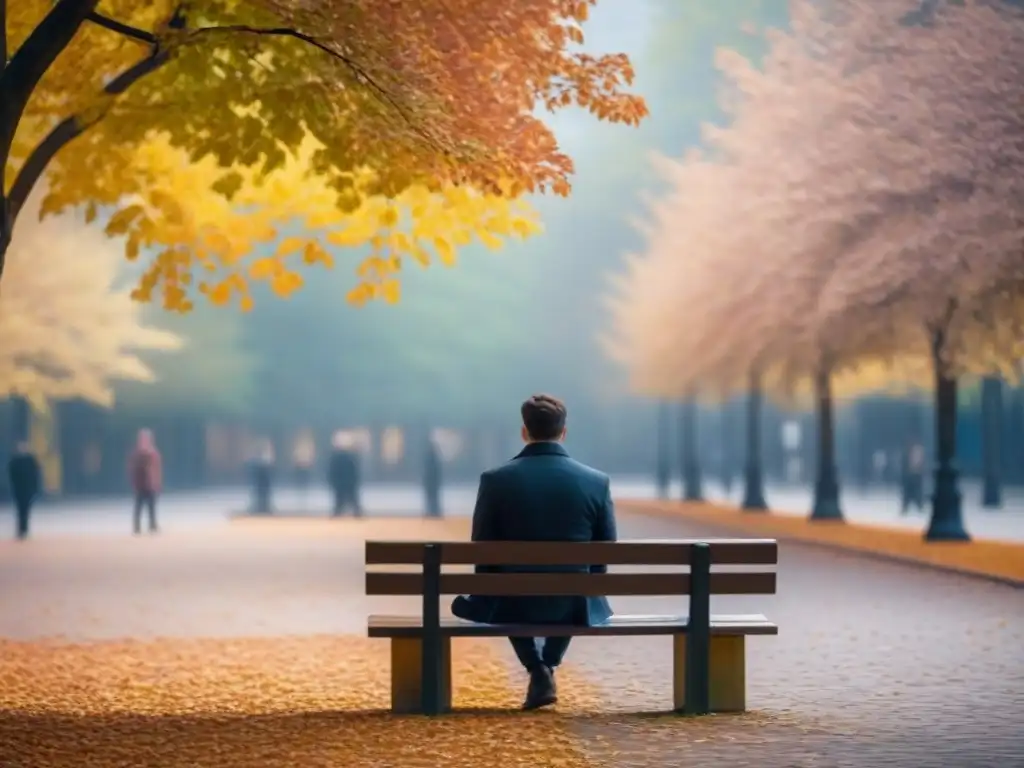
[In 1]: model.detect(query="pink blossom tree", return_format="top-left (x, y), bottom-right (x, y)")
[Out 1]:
top-left (607, 0), bottom-right (1024, 536)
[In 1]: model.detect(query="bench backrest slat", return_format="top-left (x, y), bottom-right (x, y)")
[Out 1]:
top-left (365, 539), bottom-right (777, 567)
top-left (365, 570), bottom-right (776, 597)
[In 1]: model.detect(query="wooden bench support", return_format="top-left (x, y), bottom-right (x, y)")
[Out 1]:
top-left (672, 634), bottom-right (746, 713)
top-left (390, 636), bottom-right (452, 714)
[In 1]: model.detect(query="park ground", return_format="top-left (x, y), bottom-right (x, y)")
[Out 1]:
top-left (1, 483), bottom-right (1023, 767)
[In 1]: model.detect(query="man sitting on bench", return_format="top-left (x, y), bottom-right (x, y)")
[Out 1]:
top-left (452, 393), bottom-right (618, 710)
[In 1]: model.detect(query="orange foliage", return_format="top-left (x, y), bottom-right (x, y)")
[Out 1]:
top-left (1, 1), bottom-right (648, 299)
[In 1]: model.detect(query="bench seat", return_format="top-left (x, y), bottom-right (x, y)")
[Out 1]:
top-left (369, 613), bottom-right (776, 714)
top-left (368, 612), bottom-right (778, 638)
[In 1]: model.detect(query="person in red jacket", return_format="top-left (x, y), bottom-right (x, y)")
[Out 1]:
top-left (128, 428), bottom-right (163, 534)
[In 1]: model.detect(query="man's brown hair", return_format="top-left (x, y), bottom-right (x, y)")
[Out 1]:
top-left (521, 394), bottom-right (567, 441)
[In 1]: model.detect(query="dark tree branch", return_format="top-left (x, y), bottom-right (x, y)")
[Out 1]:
top-left (8, 48), bottom-right (169, 222)
top-left (2, 0), bottom-right (8, 71)
top-left (0, 0), bottom-right (99, 194)
top-left (86, 11), bottom-right (157, 45)
top-left (187, 24), bottom-right (438, 149)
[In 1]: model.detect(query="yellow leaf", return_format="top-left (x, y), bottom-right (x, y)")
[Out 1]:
top-left (326, 228), bottom-right (370, 247)
top-left (381, 280), bottom-right (401, 304)
top-left (390, 232), bottom-right (412, 253)
top-left (302, 241), bottom-right (333, 266)
top-left (347, 284), bottom-right (372, 305)
top-left (410, 243), bottom-right (430, 267)
top-left (271, 271), bottom-right (303, 297)
top-left (239, 295), bottom-right (255, 312)
top-left (478, 231), bottom-right (504, 250)
top-left (276, 236), bottom-right (306, 258)
top-left (379, 207), bottom-right (400, 227)
top-left (512, 218), bottom-right (539, 237)
top-left (208, 282), bottom-right (232, 306)
top-left (105, 205), bottom-right (144, 236)
top-left (434, 237), bottom-right (455, 265)
top-left (125, 236), bottom-right (141, 261)
top-left (249, 257), bottom-right (278, 279)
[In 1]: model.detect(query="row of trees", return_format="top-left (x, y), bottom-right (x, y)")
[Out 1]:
top-left (607, 0), bottom-right (1024, 540)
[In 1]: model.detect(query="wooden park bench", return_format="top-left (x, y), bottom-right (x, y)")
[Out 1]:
top-left (365, 538), bottom-right (778, 715)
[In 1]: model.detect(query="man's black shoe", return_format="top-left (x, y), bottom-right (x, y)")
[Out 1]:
top-left (523, 665), bottom-right (557, 710)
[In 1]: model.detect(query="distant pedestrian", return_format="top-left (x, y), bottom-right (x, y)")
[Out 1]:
top-left (424, 433), bottom-right (443, 518)
top-left (128, 428), bottom-right (162, 534)
top-left (7, 442), bottom-right (41, 540)
top-left (871, 450), bottom-right (888, 486)
top-left (328, 431), bottom-right (362, 517)
top-left (250, 440), bottom-right (275, 514)
top-left (900, 442), bottom-right (926, 514)
top-left (292, 434), bottom-right (316, 508)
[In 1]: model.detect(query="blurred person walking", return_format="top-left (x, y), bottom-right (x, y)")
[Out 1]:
top-left (128, 428), bottom-right (163, 534)
top-left (292, 434), bottom-right (316, 510)
top-left (423, 432), bottom-right (443, 518)
top-left (328, 431), bottom-right (362, 517)
top-left (250, 439), bottom-right (276, 514)
top-left (900, 441), bottom-right (926, 514)
top-left (7, 442), bottom-right (41, 540)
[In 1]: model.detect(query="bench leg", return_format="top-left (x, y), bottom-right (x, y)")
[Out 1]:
top-left (390, 637), bottom-right (452, 714)
top-left (672, 634), bottom-right (746, 713)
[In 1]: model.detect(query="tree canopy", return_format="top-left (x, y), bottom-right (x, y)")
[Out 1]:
top-left (606, 0), bottom-right (1024, 405)
top-left (1, 0), bottom-right (646, 309)
top-left (0, 185), bottom-right (181, 409)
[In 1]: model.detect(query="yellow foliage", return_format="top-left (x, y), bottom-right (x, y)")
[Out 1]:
top-left (0, 187), bottom-right (182, 408)
top-left (28, 135), bottom-right (542, 311)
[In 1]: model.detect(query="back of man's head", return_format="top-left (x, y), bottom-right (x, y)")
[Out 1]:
top-left (521, 394), bottom-right (567, 442)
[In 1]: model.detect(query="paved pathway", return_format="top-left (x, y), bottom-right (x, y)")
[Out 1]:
top-left (4, 475), bottom-right (1024, 541)
top-left (2, 492), bottom-right (1022, 766)
top-left (649, 477), bottom-right (1024, 542)
top-left (567, 510), bottom-right (1024, 767)
top-left (0, 478), bottom-right (663, 538)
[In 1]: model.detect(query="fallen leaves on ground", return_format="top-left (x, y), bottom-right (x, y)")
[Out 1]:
top-left (623, 500), bottom-right (1024, 583)
top-left (0, 635), bottom-right (595, 768)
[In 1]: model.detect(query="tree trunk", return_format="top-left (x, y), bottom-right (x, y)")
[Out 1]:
top-left (655, 401), bottom-right (671, 499)
top-left (720, 400), bottom-right (734, 494)
top-left (810, 364), bottom-right (843, 521)
top-left (925, 332), bottom-right (970, 541)
top-left (680, 394), bottom-right (703, 502)
top-left (980, 375), bottom-right (1003, 509)
top-left (742, 369), bottom-right (768, 511)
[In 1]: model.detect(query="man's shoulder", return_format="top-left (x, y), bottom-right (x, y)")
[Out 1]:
top-left (564, 458), bottom-right (610, 486)
top-left (486, 455), bottom-right (609, 485)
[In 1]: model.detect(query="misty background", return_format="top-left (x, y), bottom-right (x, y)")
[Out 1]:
top-left (4, 1), bottom-right (1022, 497)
